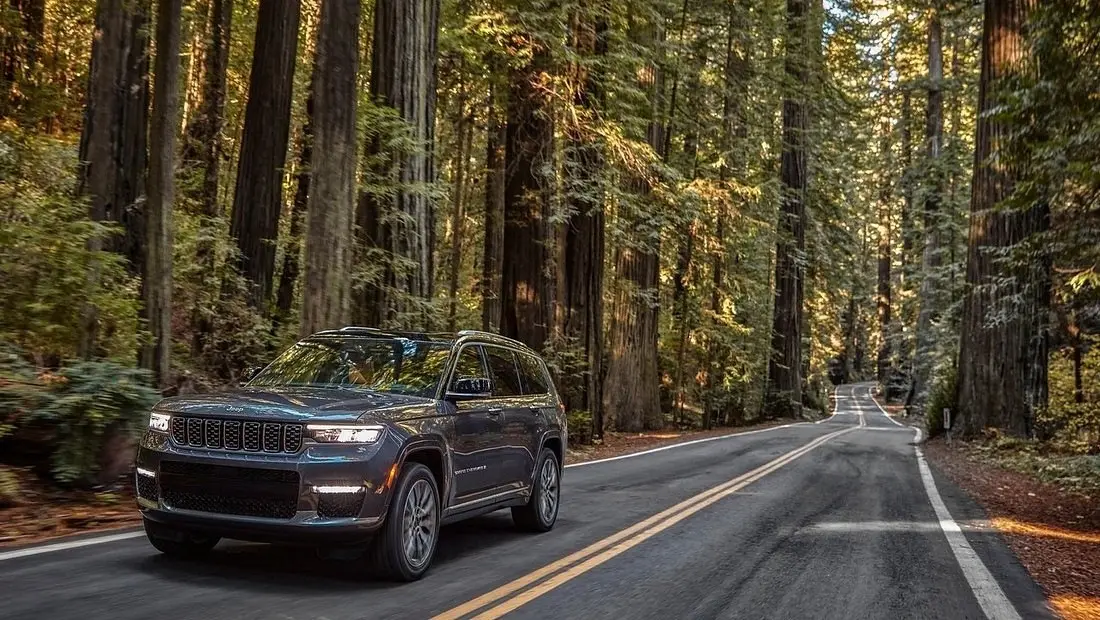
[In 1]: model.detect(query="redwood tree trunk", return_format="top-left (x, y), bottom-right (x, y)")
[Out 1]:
top-left (604, 21), bottom-right (666, 432)
top-left (875, 123), bottom-right (892, 386)
top-left (143, 0), bottom-right (183, 385)
top-left (274, 90), bottom-right (313, 326)
top-left (481, 91), bottom-right (505, 332)
top-left (956, 0), bottom-right (1049, 437)
top-left (501, 45), bottom-right (555, 349)
top-left (300, 0), bottom-right (359, 335)
top-left (356, 0), bottom-right (441, 327)
top-left (765, 0), bottom-right (809, 418)
top-left (909, 14), bottom-right (944, 411)
top-left (190, 0), bottom-right (232, 221)
top-left (561, 12), bottom-right (607, 433)
top-left (229, 0), bottom-right (301, 309)
top-left (76, 0), bottom-right (150, 357)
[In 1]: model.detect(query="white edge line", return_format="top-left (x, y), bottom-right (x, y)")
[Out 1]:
top-left (816, 384), bottom-right (844, 424)
top-left (913, 434), bottom-right (1022, 620)
top-left (866, 386), bottom-right (907, 428)
top-left (0, 530), bottom-right (144, 562)
top-left (565, 423), bottom-right (799, 469)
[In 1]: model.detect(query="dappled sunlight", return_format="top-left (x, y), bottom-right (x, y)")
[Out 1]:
top-left (1051, 594), bottom-right (1100, 620)
top-left (799, 520), bottom-right (992, 534)
top-left (990, 517), bottom-right (1100, 545)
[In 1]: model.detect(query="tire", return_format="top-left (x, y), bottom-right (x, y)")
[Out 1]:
top-left (367, 463), bottom-right (440, 581)
top-left (512, 450), bottom-right (560, 532)
top-left (143, 518), bottom-right (219, 559)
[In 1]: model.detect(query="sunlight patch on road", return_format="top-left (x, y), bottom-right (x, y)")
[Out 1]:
top-left (1051, 595), bottom-right (1100, 620)
top-left (990, 517), bottom-right (1100, 545)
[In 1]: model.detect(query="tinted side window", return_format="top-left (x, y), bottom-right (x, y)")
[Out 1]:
top-left (484, 347), bottom-right (522, 397)
top-left (449, 345), bottom-right (485, 390)
top-left (518, 354), bottom-right (550, 395)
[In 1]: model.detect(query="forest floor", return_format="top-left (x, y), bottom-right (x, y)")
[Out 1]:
top-left (0, 421), bottom-right (799, 548)
top-left (925, 440), bottom-right (1100, 620)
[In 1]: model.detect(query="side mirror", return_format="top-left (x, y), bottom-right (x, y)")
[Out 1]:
top-left (447, 377), bottom-right (492, 400)
top-left (241, 366), bottom-right (262, 385)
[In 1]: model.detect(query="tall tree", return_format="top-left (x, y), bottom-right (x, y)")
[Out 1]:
top-left (604, 17), bottom-right (666, 432)
top-left (187, 0), bottom-right (233, 221)
top-left (909, 12), bottom-right (944, 410)
top-left (875, 120), bottom-right (892, 386)
top-left (275, 90), bottom-right (313, 325)
top-left (765, 0), bottom-right (810, 417)
top-left (500, 25), bottom-right (555, 349)
top-left (300, 0), bottom-right (359, 335)
top-left (956, 0), bottom-right (1049, 437)
top-left (561, 10), bottom-right (608, 431)
top-left (481, 88), bottom-right (506, 332)
top-left (76, 0), bottom-right (150, 356)
top-left (143, 0), bottom-right (183, 384)
top-left (356, 0), bottom-right (441, 327)
top-left (228, 0), bottom-right (301, 309)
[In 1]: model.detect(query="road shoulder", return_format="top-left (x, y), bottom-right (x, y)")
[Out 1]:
top-left (925, 439), bottom-right (1099, 620)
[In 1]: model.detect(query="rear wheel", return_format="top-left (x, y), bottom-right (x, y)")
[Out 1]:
top-left (143, 518), bottom-right (219, 558)
top-left (367, 463), bottom-right (440, 581)
top-left (512, 450), bottom-right (559, 532)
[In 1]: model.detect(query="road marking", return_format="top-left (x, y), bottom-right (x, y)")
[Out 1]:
top-left (816, 384), bottom-right (845, 424)
top-left (564, 423), bottom-right (803, 469)
top-left (0, 530), bottom-right (144, 562)
top-left (863, 385), bottom-right (1020, 620)
top-left (866, 386), bottom-right (907, 427)
top-left (432, 426), bottom-right (855, 620)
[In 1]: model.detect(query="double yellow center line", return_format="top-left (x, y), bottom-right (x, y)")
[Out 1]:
top-left (433, 426), bottom-right (856, 620)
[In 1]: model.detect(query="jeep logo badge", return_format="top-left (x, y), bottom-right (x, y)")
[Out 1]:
top-left (225, 406), bottom-right (244, 413)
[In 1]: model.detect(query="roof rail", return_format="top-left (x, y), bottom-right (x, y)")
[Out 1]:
top-left (456, 329), bottom-right (531, 350)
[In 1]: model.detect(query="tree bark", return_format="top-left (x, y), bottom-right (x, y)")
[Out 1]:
top-left (956, 0), bottom-right (1050, 437)
top-left (300, 0), bottom-right (359, 336)
top-left (356, 0), bottom-right (441, 327)
top-left (190, 0), bottom-right (232, 221)
top-left (765, 0), bottom-right (809, 418)
top-left (909, 13), bottom-right (945, 411)
top-left (446, 94), bottom-right (474, 331)
top-left (143, 0), bottom-right (183, 385)
top-left (604, 19), bottom-right (666, 433)
top-left (561, 11), bottom-right (607, 434)
top-left (875, 121), bottom-right (892, 386)
top-left (501, 42), bottom-right (555, 349)
top-left (76, 0), bottom-right (150, 357)
top-left (275, 91), bottom-right (313, 325)
top-left (229, 0), bottom-right (301, 309)
top-left (481, 89), bottom-right (506, 332)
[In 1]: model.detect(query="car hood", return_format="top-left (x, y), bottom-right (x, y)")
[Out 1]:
top-left (153, 387), bottom-right (436, 424)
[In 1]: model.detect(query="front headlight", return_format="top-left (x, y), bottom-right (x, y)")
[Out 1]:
top-left (148, 412), bottom-right (171, 432)
top-left (306, 424), bottom-right (383, 444)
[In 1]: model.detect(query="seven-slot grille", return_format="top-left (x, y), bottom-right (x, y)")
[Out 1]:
top-left (169, 416), bottom-right (303, 453)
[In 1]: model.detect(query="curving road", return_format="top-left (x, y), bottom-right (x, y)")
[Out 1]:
top-left (0, 384), bottom-right (1052, 619)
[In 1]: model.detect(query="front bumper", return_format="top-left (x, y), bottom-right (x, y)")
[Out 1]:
top-left (135, 429), bottom-right (399, 544)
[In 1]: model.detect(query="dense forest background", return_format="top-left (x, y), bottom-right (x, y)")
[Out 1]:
top-left (1, 0), bottom-right (1098, 484)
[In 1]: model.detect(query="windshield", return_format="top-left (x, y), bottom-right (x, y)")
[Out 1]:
top-left (249, 337), bottom-right (452, 398)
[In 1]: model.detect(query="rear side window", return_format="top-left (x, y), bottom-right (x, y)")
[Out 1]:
top-left (449, 345), bottom-right (485, 389)
top-left (518, 353), bottom-right (550, 395)
top-left (484, 347), bottom-right (522, 397)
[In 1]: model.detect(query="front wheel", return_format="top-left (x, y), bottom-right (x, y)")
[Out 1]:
top-left (367, 463), bottom-right (440, 581)
top-left (512, 450), bottom-right (560, 532)
top-left (143, 518), bottom-right (219, 559)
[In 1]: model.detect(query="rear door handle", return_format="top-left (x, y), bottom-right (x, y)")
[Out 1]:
top-left (486, 408), bottom-right (502, 417)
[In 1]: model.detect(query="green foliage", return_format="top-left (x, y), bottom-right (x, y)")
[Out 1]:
top-left (28, 360), bottom-right (160, 484)
top-left (0, 465), bottom-right (21, 508)
top-left (926, 365), bottom-right (958, 436)
top-left (0, 130), bottom-right (143, 362)
top-left (1037, 339), bottom-right (1100, 454)
top-left (567, 409), bottom-right (594, 446)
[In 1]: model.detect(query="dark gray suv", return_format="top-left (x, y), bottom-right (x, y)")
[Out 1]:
top-left (134, 327), bottom-right (565, 580)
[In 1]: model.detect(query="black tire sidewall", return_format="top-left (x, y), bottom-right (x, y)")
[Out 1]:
top-left (381, 463), bottom-right (440, 579)
top-left (533, 451), bottom-right (560, 528)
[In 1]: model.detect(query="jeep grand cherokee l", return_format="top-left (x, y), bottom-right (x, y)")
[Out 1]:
top-left (134, 327), bottom-right (566, 581)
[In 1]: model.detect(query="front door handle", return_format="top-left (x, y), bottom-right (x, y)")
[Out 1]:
top-left (486, 408), bottom-right (502, 417)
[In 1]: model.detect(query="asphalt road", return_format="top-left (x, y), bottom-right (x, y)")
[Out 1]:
top-left (0, 384), bottom-right (1053, 620)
